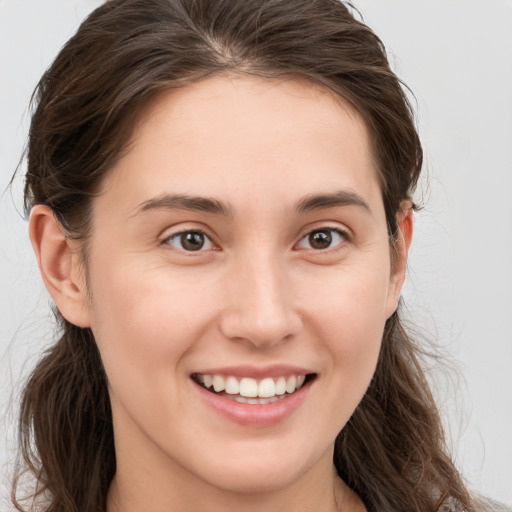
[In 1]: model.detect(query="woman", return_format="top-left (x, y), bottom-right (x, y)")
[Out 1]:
top-left (9, 0), bottom-right (504, 511)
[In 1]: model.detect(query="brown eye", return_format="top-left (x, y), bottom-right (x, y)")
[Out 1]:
top-left (181, 232), bottom-right (205, 251)
top-left (296, 228), bottom-right (346, 251)
top-left (165, 231), bottom-right (213, 252)
top-left (308, 230), bottom-right (332, 249)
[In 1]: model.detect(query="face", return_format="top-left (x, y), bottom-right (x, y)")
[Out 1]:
top-left (79, 76), bottom-right (406, 496)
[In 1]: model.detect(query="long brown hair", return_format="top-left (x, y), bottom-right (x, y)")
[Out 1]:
top-left (13, 1), bottom-right (474, 511)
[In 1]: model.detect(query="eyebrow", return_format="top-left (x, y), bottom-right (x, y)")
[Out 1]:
top-left (133, 189), bottom-right (370, 218)
top-left (135, 194), bottom-right (233, 218)
top-left (295, 190), bottom-right (371, 214)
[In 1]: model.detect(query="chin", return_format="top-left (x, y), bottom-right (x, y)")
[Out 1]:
top-left (202, 465), bottom-right (304, 495)
top-left (187, 443), bottom-right (325, 495)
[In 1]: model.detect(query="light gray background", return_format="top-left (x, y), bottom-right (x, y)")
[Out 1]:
top-left (1, 0), bottom-right (511, 507)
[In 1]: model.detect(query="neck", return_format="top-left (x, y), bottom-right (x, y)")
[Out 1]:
top-left (107, 446), bottom-right (361, 512)
top-left (106, 405), bottom-right (366, 512)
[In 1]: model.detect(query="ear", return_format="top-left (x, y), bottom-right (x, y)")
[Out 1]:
top-left (385, 200), bottom-right (414, 318)
top-left (29, 205), bottom-right (91, 328)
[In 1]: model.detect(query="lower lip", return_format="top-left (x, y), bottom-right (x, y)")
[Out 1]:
top-left (192, 378), bottom-right (313, 427)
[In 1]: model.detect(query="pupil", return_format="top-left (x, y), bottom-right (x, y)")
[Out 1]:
top-left (309, 230), bottom-right (332, 249)
top-left (181, 232), bottom-right (204, 251)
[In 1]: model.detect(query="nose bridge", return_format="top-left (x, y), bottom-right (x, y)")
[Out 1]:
top-left (220, 246), bottom-right (301, 347)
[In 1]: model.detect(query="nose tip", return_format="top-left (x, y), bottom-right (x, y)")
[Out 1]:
top-left (220, 299), bottom-right (301, 348)
top-left (219, 263), bottom-right (302, 348)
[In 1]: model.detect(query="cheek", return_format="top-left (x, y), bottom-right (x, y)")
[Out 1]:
top-left (303, 261), bottom-right (391, 390)
top-left (85, 260), bottom-right (224, 457)
top-left (86, 258), bottom-right (216, 396)
top-left (305, 258), bottom-right (391, 336)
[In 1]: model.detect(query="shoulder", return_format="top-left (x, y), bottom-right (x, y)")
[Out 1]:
top-left (478, 498), bottom-right (512, 512)
top-left (474, 497), bottom-right (512, 512)
top-left (442, 496), bottom-right (512, 512)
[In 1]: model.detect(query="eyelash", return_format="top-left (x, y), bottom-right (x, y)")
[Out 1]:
top-left (162, 227), bottom-right (349, 253)
top-left (163, 230), bottom-right (215, 252)
top-left (295, 227), bottom-right (349, 252)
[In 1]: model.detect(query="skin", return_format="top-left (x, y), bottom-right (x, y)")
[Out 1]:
top-left (30, 75), bottom-right (413, 512)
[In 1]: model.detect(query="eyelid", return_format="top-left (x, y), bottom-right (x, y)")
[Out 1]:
top-left (294, 226), bottom-right (351, 251)
top-left (161, 227), bottom-right (218, 252)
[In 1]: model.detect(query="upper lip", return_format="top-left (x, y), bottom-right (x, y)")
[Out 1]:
top-left (191, 365), bottom-right (315, 379)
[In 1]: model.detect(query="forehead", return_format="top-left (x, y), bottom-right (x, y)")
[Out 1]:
top-left (100, 74), bottom-right (382, 218)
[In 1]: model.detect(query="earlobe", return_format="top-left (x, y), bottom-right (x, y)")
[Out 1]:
top-left (29, 205), bottom-right (91, 328)
top-left (386, 200), bottom-right (414, 318)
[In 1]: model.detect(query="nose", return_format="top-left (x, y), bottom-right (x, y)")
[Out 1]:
top-left (219, 252), bottom-right (302, 348)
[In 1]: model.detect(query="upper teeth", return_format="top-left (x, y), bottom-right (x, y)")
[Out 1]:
top-left (196, 374), bottom-right (306, 398)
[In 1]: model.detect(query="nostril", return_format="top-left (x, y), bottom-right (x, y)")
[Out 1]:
top-left (218, 278), bottom-right (302, 347)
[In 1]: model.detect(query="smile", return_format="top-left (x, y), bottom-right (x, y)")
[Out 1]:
top-left (192, 373), bottom-right (313, 404)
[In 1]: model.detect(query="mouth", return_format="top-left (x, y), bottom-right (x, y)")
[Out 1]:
top-left (191, 373), bottom-right (317, 405)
